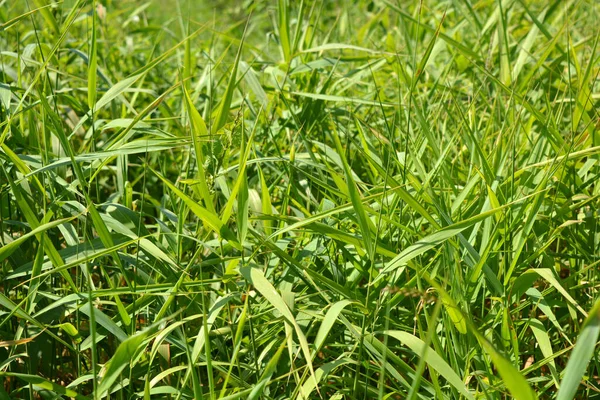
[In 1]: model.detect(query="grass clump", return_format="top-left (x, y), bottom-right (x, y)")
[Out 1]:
top-left (1, 0), bottom-right (599, 399)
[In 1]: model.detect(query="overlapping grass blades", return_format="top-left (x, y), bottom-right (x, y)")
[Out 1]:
top-left (0, 1), bottom-right (599, 399)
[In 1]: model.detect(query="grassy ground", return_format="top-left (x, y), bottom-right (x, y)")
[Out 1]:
top-left (1, 0), bottom-right (600, 399)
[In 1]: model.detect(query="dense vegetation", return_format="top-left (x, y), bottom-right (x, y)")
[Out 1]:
top-left (1, 0), bottom-right (599, 399)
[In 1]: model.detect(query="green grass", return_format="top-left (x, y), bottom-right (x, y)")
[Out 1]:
top-left (1, 0), bottom-right (599, 399)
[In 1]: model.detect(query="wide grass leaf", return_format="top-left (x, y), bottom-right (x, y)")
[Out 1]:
top-left (556, 298), bottom-right (600, 400)
top-left (97, 324), bottom-right (159, 397)
top-left (384, 330), bottom-right (474, 399)
top-left (314, 300), bottom-right (355, 353)
top-left (0, 216), bottom-right (75, 263)
top-left (241, 265), bottom-right (318, 393)
top-left (378, 191), bottom-right (544, 279)
top-left (0, 372), bottom-right (90, 400)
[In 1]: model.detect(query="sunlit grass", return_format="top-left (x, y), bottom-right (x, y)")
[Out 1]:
top-left (1, 0), bottom-right (599, 399)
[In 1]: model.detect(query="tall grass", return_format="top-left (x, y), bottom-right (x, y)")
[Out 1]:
top-left (1, 0), bottom-right (599, 399)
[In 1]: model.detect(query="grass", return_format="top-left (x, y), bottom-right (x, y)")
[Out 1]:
top-left (0, 0), bottom-right (599, 399)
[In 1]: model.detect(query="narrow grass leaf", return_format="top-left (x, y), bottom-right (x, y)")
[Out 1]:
top-left (332, 130), bottom-right (374, 259)
top-left (88, 1), bottom-right (97, 110)
top-left (152, 168), bottom-right (239, 246)
top-left (183, 85), bottom-right (214, 213)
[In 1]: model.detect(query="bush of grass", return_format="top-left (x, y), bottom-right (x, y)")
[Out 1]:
top-left (1, 0), bottom-right (599, 399)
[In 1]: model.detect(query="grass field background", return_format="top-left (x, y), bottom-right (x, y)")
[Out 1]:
top-left (1, 0), bottom-right (600, 399)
